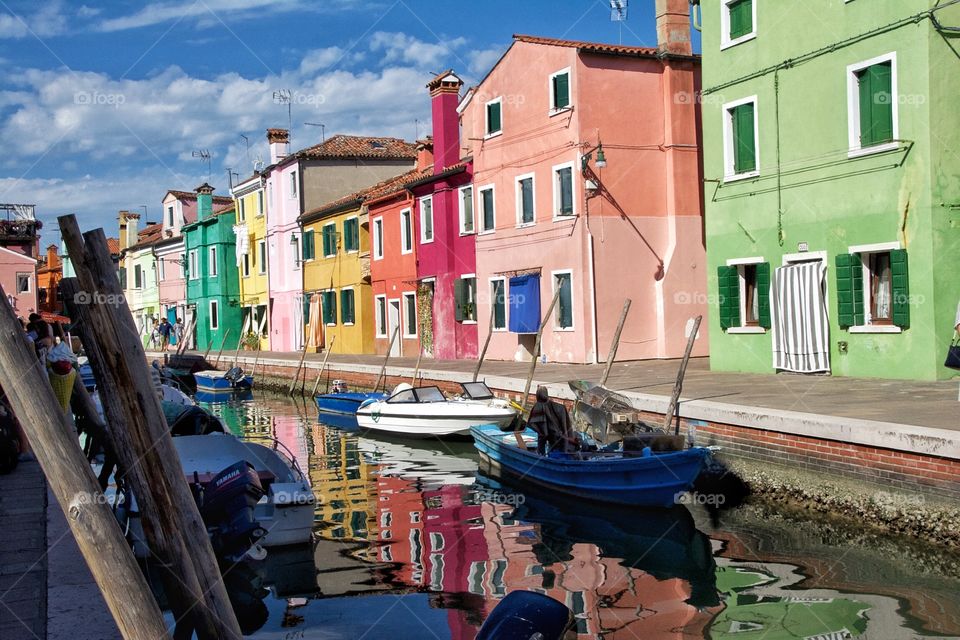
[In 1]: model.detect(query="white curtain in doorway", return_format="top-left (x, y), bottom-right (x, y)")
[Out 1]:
top-left (770, 261), bottom-right (830, 373)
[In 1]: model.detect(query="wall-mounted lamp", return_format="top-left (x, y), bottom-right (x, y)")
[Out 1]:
top-left (581, 142), bottom-right (607, 175)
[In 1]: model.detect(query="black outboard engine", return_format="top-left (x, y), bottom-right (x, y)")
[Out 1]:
top-left (476, 590), bottom-right (573, 640)
top-left (194, 461), bottom-right (267, 560)
top-left (224, 366), bottom-right (251, 389)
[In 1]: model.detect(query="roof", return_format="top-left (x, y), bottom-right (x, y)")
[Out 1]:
top-left (403, 162), bottom-right (468, 190)
top-left (126, 223), bottom-right (163, 251)
top-left (512, 34), bottom-right (660, 58)
top-left (295, 134), bottom-right (417, 161)
top-left (165, 189), bottom-right (233, 206)
top-left (106, 237), bottom-right (120, 255)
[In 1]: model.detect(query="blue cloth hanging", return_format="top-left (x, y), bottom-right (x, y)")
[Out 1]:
top-left (508, 274), bottom-right (541, 334)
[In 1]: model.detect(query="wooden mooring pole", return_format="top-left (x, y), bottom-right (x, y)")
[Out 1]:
top-left (662, 315), bottom-right (702, 435)
top-left (289, 340), bottom-right (310, 396)
top-left (0, 292), bottom-right (169, 640)
top-left (60, 217), bottom-right (243, 639)
top-left (600, 298), bottom-right (631, 388)
top-left (473, 302), bottom-right (496, 382)
top-left (213, 327), bottom-right (232, 368)
top-left (374, 325), bottom-right (400, 392)
top-left (310, 335), bottom-right (335, 398)
top-left (513, 288), bottom-right (561, 447)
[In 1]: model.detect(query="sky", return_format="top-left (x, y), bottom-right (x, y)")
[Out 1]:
top-left (0, 0), bottom-right (701, 247)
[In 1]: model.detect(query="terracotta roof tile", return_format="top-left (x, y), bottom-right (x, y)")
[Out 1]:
top-left (165, 189), bottom-right (233, 205)
top-left (106, 237), bottom-right (120, 255)
top-left (296, 134), bottom-right (417, 161)
top-left (513, 34), bottom-right (660, 57)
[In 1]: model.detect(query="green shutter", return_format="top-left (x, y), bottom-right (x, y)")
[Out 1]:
top-left (557, 275), bottom-right (572, 328)
top-left (344, 219), bottom-right (358, 252)
top-left (553, 73), bottom-right (569, 109)
top-left (732, 103), bottom-right (756, 174)
top-left (482, 189), bottom-right (495, 230)
top-left (558, 168), bottom-right (573, 215)
top-left (302, 230), bottom-right (314, 260)
top-left (119, 267), bottom-right (127, 289)
top-left (729, 0), bottom-right (752, 39)
top-left (454, 278), bottom-right (465, 322)
top-left (303, 296), bottom-right (310, 323)
top-left (890, 249), bottom-right (909, 329)
top-left (340, 290), bottom-right (354, 324)
top-left (717, 265), bottom-right (741, 330)
top-left (493, 281), bottom-right (505, 329)
top-left (835, 253), bottom-right (864, 329)
top-left (859, 62), bottom-right (893, 147)
top-left (323, 291), bottom-right (337, 325)
top-left (487, 102), bottom-right (501, 134)
top-left (521, 179), bottom-right (533, 223)
top-left (756, 262), bottom-right (771, 329)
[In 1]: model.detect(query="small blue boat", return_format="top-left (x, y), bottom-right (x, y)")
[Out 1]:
top-left (194, 368), bottom-right (253, 394)
top-left (79, 362), bottom-right (96, 391)
top-left (315, 392), bottom-right (386, 428)
top-left (470, 423), bottom-right (711, 508)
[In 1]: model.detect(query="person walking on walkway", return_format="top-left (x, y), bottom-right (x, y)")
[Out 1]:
top-left (158, 318), bottom-right (172, 351)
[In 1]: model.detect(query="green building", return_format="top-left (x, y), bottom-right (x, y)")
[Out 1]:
top-left (696, 0), bottom-right (960, 380)
top-left (183, 186), bottom-right (243, 351)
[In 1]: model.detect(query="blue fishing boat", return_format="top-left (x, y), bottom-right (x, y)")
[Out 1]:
top-left (470, 423), bottom-right (711, 508)
top-left (315, 391), bottom-right (387, 428)
top-left (194, 367), bottom-right (253, 394)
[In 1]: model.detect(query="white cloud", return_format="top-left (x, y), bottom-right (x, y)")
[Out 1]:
top-left (368, 31), bottom-right (468, 70)
top-left (0, 1), bottom-right (69, 39)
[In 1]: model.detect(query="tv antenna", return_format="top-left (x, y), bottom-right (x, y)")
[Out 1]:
top-left (239, 134), bottom-right (251, 164)
top-left (192, 149), bottom-right (211, 178)
top-left (273, 89), bottom-right (293, 136)
top-left (610, 0), bottom-right (628, 44)
top-left (304, 122), bottom-right (326, 142)
top-left (225, 168), bottom-right (239, 189)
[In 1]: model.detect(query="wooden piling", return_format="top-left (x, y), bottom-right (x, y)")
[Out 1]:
top-left (514, 288), bottom-right (561, 448)
top-left (288, 340), bottom-right (310, 396)
top-left (213, 328), bottom-right (232, 368)
top-left (473, 303), bottom-right (496, 382)
top-left (250, 339), bottom-right (262, 381)
top-left (411, 346), bottom-right (423, 385)
top-left (60, 217), bottom-right (243, 639)
top-left (176, 315), bottom-right (196, 356)
top-left (374, 325), bottom-right (400, 392)
top-left (662, 315), bottom-right (702, 434)
top-left (0, 287), bottom-right (170, 639)
top-left (600, 299), bottom-right (631, 388)
top-left (310, 335), bottom-right (335, 398)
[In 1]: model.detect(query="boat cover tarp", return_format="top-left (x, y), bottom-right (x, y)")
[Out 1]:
top-left (508, 274), bottom-right (540, 334)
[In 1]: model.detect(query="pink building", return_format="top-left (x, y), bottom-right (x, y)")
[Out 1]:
top-left (0, 204), bottom-right (40, 319)
top-left (411, 71), bottom-right (477, 360)
top-left (460, 6), bottom-right (707, 364)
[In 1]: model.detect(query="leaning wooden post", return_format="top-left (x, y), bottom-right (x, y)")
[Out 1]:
top-left (0, 294), bottom-right (169, 640)
top-left (514, 288), bottom-right (561, 448)
top-left (374, 325), bottom-right (400, 392)
top-left (231, 332), bottom-right (244, 368)
top-left (176, 315), bottom-right (196, 356)
top-left (213, 327), bottom-right (232, 368)
top-left (60, 217), bottom-right (243, 639)
top-left (600, 298), bottom-right (632, 388)
top-left (662, 315), bottom-right (702, 434)
top-left (288, 340), bottom-right (310, 396)
top-left (473, 302), bottom-right (496, 382)
top-left (202, 339), bottom-right (214, 361)
top-left (250, 339), bottom-right (262, 381)
top-left (310, 335), bottom-right (335, 397)
top-left (411, 346), bottom-right (423, 385)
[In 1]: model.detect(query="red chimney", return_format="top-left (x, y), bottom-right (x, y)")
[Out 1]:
top-left (655, 0), bottom-right (692, 56)
top-left (415, 137), bottom-right (434, 171)
top-left (426, 70), bottom-right (463, 174)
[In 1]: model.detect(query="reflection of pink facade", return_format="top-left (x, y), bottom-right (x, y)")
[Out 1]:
top-left (461, 21), bottom-right (707, 363)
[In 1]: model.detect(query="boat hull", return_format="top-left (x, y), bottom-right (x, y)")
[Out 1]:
top-left (314, 392), bottom-right (386, 428)
top-left (471, 424), bottom-right (710, 508)
top-left (356, 403), bottom-right (516, 438)
top-left (194, 371), bottom-right (253, 393)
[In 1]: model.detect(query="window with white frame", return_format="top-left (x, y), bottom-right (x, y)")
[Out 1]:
top-left (289, 172), bottom-right (297, 198)
top-left (455, 275), bottom-right (477, 323)
top-left (188, 250), bottom-right (199, 280)
top-left (490, 277), bottom-right (507, 331)
top-left (719, 257), bottom-right (769, 333)
top-left (847, 53), bottom-right (898, 156)
top-left (722, 96), bottom-right (759, 181)
top-left (400, 209), bottom-right (413, 254)
top-left (257, 191), bottom-right (264, 216)
top-left (178, 253), bottom-right (185, 279)
top-left (419, 195), bottom-right (434, 243)
top-left (549, 68), bottom-right (571, 112)
top-left (478, 185), bottom-right (495, 233)
top-left (516, 173), bottom-right (535, 226)
top-left (721, 0), bottom-right (756, 50)
top-left (485, 97), bottom-right (502, 137)
top-left (839, 242), bottom-right (908, 332)
top-left (157, 257), bottom-right (165, 281)
top-left (459, 186), bottom-right (474, 234)
top-left (16, 272), bottom-right (30, 294)
top-left (257, 240), bottom-right (266, 274)
top-left (209, 300), bottom-right (219, 330)
top-left (238, 198), bottom-right (246, 222)
top-left (208, 246), bottom-right (218, 277)
top-left (553, 163), bottom-right (574, 217)
top-left (552, 270), bottom-right (574, 330)
top-left (242, 253), bottom-right (250, 278)
top-left (292, 233), bottom-right (301, 268)
top-left (134, 264), bottom-right (143, 289)
top-left (373, 217), bottom-right (384, 260)
top-left (166, 205), bottom-right (174, 227)
top-left (375, 295), bottom-right (387, 337)
top-left (402, 292), bottom-right (417, 337)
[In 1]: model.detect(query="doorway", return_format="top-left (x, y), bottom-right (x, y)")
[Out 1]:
top-left (388, 299), bottom-right (401, 357)
top-left (770, 252), bottom-right (830, 374)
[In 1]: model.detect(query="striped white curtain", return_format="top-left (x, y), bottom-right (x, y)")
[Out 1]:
top-left (770, 261), bottom-right (830, 373)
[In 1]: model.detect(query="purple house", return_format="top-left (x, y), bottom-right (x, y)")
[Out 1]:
top-left (410, 71), bottom-right (477, 360)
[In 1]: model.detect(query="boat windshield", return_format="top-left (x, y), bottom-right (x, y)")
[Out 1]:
top-left (459, 381), bottom-right (494, 400)
top-left (387, 386), bottom-right (447, 403)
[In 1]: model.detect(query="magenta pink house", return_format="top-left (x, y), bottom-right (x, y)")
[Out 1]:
top-left (410, 71), bottom-right (477, 360)
top-left (460, 6), bottom-right (707, 364)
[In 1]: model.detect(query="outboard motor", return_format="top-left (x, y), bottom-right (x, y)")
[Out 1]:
top-left (331, 379), bottom-right (349, 393)
top-left (476, 590), bottom-right (574, 640)
top-left (194, 461), bottom-right (267, 560)
top-left (224, 366), bottom-right (245, 384)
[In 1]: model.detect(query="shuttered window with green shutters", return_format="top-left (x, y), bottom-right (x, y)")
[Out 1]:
top-left (303, 295), bottom-right (310, 324)
top-left (717, 265), bottom-right (740, 330)
top-left (454, 277), bottom-right (477, 323)
top-left (889, 249), bottom-right (909, 328)
top-left (755, 262), bottom-right (771, 329)
top-left (835, 253), bottom-right (865, 329)
top-left (518, 177), bottom-right (534, 224)
top-left (556, 167), bottom-right (573, 216)
top-left (857, 62), bottom-right (894, 148)
top-left (480, 187), bottom-right (495, 232)
top-left (119, 267), bottom-right (127, 289)
top-left (343, 218), bottom-right (359, 252)
top-left (728, 0), bottom-right (753, 40)
top-left (486, 100), bottom-right (502, 135)
top-left (554, 272), bottom-right (573, 329)
top-left (731, 102), bottom-right (757, 174)
top-left (322, 291), bottom-right (337, 325)
top-left (491, 279), bottom-right (506, 330)
top-left (322, 223), bottom-right (337, 257)
top-left (552, 71), bottom-right (570, 110)
top-left (302, 230), bottom-right (315, 261)
top-left (340, 289), bottom-right (355, 324)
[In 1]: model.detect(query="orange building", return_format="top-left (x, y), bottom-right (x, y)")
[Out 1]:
top-left (36, 244), bottom-right (62, 315)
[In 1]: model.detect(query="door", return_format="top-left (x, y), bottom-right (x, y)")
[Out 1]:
top-left (770, 256), bottom-right (830, 374)
top-left (388, 299), bottom-right (401, 357)
top-left (167, 307), bottom-right (178, 346)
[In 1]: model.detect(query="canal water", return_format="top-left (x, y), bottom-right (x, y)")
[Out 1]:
top-left (197, 392), bottom-right (960, 640)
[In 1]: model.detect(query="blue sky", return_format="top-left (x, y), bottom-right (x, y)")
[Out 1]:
top-left (0, 0), bottom-right (700, 247)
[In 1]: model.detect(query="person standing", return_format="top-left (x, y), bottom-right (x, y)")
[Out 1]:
top-left (158, 318), bottom-right (172, 351)
top-left (174, 317), bottom-right (184, 348)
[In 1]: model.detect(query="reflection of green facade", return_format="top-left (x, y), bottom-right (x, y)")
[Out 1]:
top-left (700, 0), bottom-right (960, 380)
top-left (183, 205), bottom-right (242, 351)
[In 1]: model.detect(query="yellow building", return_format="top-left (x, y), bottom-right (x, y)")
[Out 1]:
top-left (231, 173), bottom-right (270, 350)
top-left (300, 189), bottom-right (376, 355)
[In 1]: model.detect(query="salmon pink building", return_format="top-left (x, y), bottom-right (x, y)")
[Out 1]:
top-left (460, 5), bottom-right (707, 363)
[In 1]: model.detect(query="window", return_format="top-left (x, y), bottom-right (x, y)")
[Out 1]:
top-left (134, 264), bottom-right (142, 289)
top-left (238, 198), bottom-right (245, 222)
top-left (403, 292), bottom-right (417, 337)
top-left (490, 278), bottom-right (507, 331)
top-left (257, 240), bottom-right (266, 274)
top-left (455, 275), bottom-right (477, 323)
top-left (292, 233), bottom-right (301, 268)
top-left (178, 253), bottom-right (185, 279)
top-left (289, 172), bottom-right (297, 198)
top-left (375, 295), bottom-right (387, 337)
top-left (550, 68), bottom-right (570, 111)
top-left (419, 196), bottom-right (434, 243)
top-left (553, 271), bottom-right (573, 330)
top-left (847, 53), bottom-right (897, 156)
top-left (321, 290), bottom-right (337, 325)
top-left (459, 186), bottom-right (474, 234)
top-left (516, 174), bottom-right (535, 225)
top-left (722, 96), bottom-right (759, 181)
top-left (166, 205), bottom-right (174, 227)
top-left (485, 97), bottom-right (502, 136)
top-left (718, 259), bottom-right (770, 333)
top-left (343, 217), bottom-right (359, 252)
top-left (15, 273), bottom-right (30, 294)
top-left (242, 254), bottom-right (250, 278)
top-left (478, 185), bottom-right (495, 233)
top-left (322, 223), bottom-right (337, 257)
top-left (373, 218), bottom-right (384, 259)
top-left (302, 229), bottom-right (315, 261)
top-left (837, 243), bottom-right (909, 332)
top-left (340, 288), bottom-right (355, 324)
top-left (257, 191), bottom-right (264, 216)
top-left (721, 0), bottom-right (755, 49)
top-left (208, 246), bottom-right (218, 277)
top-left (400, 209), bottom-right (412, 254)
top-left (157, 257), bottom-right (165, 281)
top-left (553, 164), bottom-right (574, 217)
top-left (209, 300), bottom-right (219, 330)
top-left (188, 250), bottom-right (198, 280)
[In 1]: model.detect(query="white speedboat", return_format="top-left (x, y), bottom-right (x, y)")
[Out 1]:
top-left (355, 382), bottom-right (517, 438)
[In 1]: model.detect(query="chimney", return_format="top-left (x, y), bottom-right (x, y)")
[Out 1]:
top-left (426, 70), bottom-right (463, 174)
top-left (46, 244), bottom-right (58, 267)
top-left (195, 182), bottom-right (215, 219)
top-left (415, 137), bottom-right (434, 171)
top-left (267, 128), bottom-right (290, 165)
top-left (655, 0), bottom-right (692, 56)
top-left (118, 211), bottom-right (140, 251)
